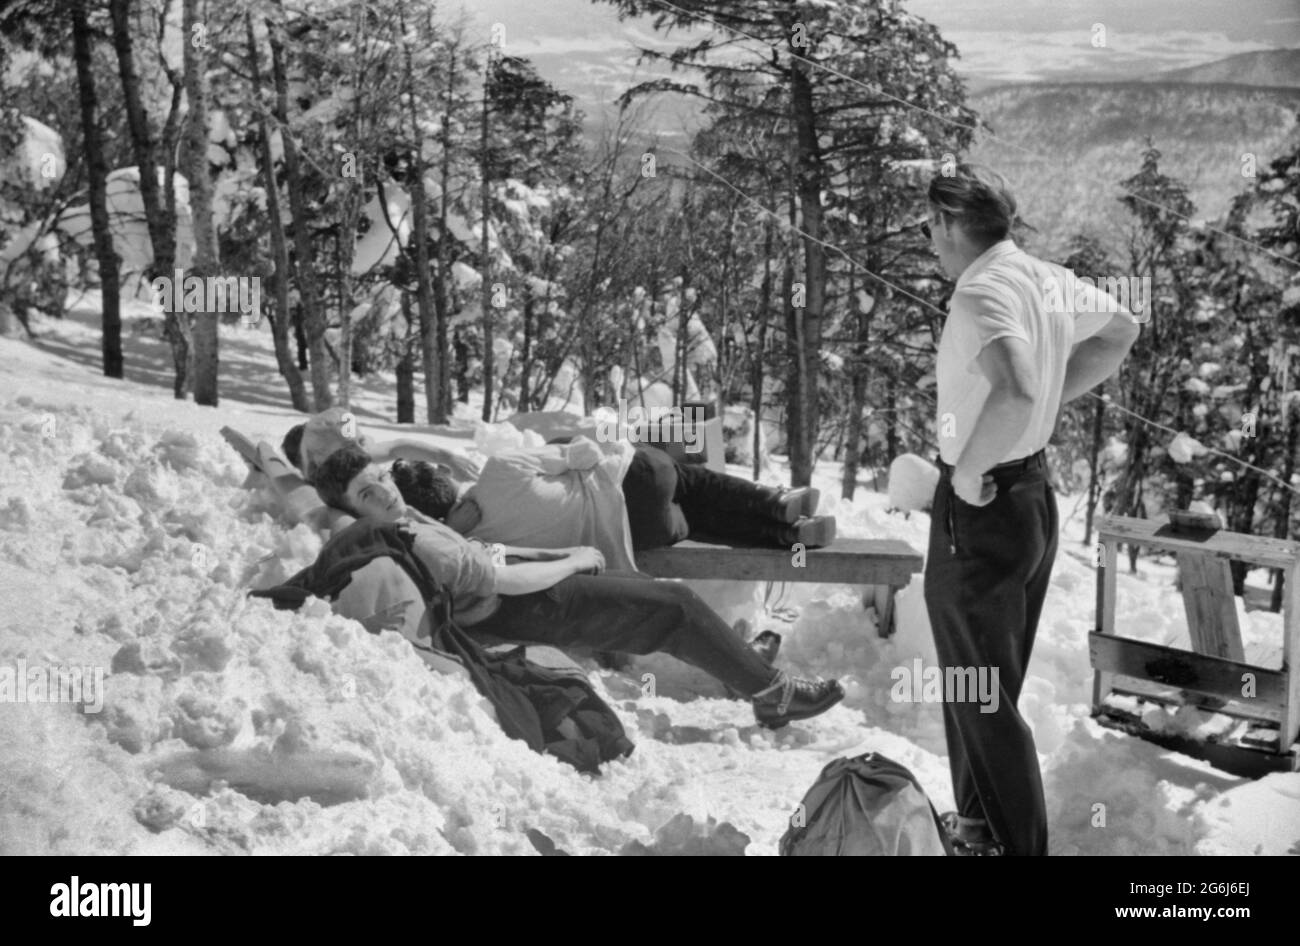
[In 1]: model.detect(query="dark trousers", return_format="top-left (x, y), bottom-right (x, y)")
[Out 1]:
top-left (468, 570), bottom-right (777, 696)
top-left (923, 455), bottom-right (1057, 857)
top-left (621, 447), bottom-right (776, 549)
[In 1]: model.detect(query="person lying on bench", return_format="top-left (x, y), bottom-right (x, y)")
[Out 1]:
top-left (401, 435), bottom-right (836, 555)
top-left (311, 444), bottom-right (845, 728)
top-left (284, 408), bottom-right (482, 485)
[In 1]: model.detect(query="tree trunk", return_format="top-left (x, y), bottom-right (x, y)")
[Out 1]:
top-left (841, 262), bottom-right (872, 501)
top-left (519, 287), bottom-right (534, 413)
top-left (886, 374), bottom-right (898, 466)
top-left (1271, 396), bottom-right (1298, 612)
top-left (752, 213), bottom-right (774, 481)
top-left (401, 0), bottom-right (443, 423)
top-left (245, 13), bottom-right (307, 411)
top-left (1083, 387), bottom-right (1105, 546)
top-left (294, 304), bottom-right (308, 370)
top-left (785, 52), bottom-right (827, 487)
top-left (109, 0), bottom-right (185, 392)
top-left (184, 0), bottom-right (219, 406)
top-left (455, 328), bottom-right (470, 403)
top-left (396, 291), bottom-right (416, 423)
top-left (72, 0), bottom-right (122, 379)
top-left (333, 1), bottom-right (367, 410)
top-left (436, 45), bottom-right (455, 415)
top-left (479, 63), bottom-right (494, 423)
top-left (270, 10), bottom-right (332, 410)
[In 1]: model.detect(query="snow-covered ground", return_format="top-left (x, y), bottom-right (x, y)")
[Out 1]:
top-left (1, 299), bottom-right (1297, 855)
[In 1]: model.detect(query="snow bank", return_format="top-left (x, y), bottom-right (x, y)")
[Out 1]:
top-left (1, 313), bottom-right (1298, 856)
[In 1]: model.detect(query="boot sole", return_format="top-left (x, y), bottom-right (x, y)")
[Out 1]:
top-left (789, 516), bottom-right (836, 548)
top-left (775, 487), bottom-right (820, 524)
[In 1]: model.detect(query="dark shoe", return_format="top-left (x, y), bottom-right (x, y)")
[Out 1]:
top-left (752, 671), bottom-right (844, 728)
top-left (750, 630), bottom-right (782, 664)
top-left (765, 515), bottom-right (836, 548)
top-left (762, 486), bottom-right (820, 524)
top-left (939, 812), bottom-right (1004, 856)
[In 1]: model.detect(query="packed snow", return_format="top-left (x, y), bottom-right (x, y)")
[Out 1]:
top-left (0, 301), bottom-right (1297, 856)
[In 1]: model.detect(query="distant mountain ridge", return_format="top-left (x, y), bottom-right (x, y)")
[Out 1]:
top-left (1140, 48), bottom-right (1300, 89)
top-left (967, 80), bottom-right (1300, 259)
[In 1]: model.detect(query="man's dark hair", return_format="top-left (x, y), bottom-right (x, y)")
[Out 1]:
top-left (282, 423), bottom-right (306, 471)
top-left (927, 163), bottom-right (1017, 244)
top-left (313, 444), bottom-right (373, 514)
top-left (391, 459), bottom-right (458, 520)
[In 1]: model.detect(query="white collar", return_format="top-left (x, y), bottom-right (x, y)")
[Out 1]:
top-left (955, 239), bottom-right (1019, 291)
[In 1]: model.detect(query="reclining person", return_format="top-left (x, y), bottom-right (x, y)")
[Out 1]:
top-left (400, 435), bottom-right (835, 557)
top-left (311, 444), bottom-right (845, 728)
top-left (289, 414), bottom-right (833, 551)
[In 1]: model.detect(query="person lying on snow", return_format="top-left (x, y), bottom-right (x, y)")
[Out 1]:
top-left (310, 443), bottom-right (845, 728)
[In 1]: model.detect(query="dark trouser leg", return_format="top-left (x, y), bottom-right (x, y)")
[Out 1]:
top-left (621, 447), bottom-right (690, 550)
top-left (923, 468), bottom-right (1054, 857)
top-left (470, 570), bottom-right (777, 695)
top-left (671, 456), bottom-right (775, 544)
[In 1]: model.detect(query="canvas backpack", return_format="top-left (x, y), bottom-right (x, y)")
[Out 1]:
top-left (779, 752), bottom-right (954, 856)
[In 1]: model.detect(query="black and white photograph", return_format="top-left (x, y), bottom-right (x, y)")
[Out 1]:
top-left (0, 0), bottom-right (1297, 880)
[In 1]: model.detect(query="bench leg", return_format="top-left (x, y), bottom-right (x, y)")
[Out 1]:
top-left (868, 584), bottom-right (899, 639)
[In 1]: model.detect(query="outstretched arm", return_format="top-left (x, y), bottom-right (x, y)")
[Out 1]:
top-left (492, 547), bottom-right (605, 595)
top-left (366, 438), bottom-right (482, 482)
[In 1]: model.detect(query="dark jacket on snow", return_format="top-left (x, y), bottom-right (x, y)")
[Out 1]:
top-left (250, 518), bottom-right (634, 773)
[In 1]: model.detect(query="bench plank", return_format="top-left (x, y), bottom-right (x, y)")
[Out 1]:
top-left (1098, 514), bottom-right (1300, 570)
top-left (635, 537), bottom-right (923, 586)
top-left (1176, 551), bottom-right (1245, 662)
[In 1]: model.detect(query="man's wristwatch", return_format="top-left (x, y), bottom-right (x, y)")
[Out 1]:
top-left (488, 543), bottom-right (507, 567)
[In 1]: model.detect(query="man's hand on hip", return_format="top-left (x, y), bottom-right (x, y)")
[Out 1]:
top-left (952, 466), bottom-right (997, 507)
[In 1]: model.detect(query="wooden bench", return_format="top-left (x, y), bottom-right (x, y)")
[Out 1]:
top-left (635, 537), bottom-right (924, 637)
top-left (1091, 514), bottom-right (1300, 776)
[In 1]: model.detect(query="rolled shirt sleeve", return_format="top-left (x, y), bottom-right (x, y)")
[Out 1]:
top-left (952, 284), bottom-right (1030, 355)
top-left (1069, 273), bottom-right (1133, 344)
top-left (408, 520), bottom-right (498, 611)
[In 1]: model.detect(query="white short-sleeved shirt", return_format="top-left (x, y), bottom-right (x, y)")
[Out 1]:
top-left (936, 240), bottom-right (1124, 465)
top-left (462, 438), bottom-right (638, 572)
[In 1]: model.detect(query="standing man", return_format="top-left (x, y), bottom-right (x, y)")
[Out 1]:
top-left (922, 164), bottom-right (1139, 856)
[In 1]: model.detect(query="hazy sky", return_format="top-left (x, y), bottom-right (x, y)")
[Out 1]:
top-left (454, 0), bottom-right (1300, 90)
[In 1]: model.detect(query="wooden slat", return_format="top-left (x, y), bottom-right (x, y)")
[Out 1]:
top-left (1284, 562), bottom-right (1300, 750)
top-left (634, 537), bottom-right (923, 585)
top-left (1093, 706), bottom-right (1297, 777)
top-left (1104, 673), bottom-right (1282, 725)
top-left (1097, 515), bottom-right (1300, 570)
top-left (1176, 551), bottom-right (1245, 662)
top-left (1093, 539), bottom-right (1119, 710)
top-left (1089, 632), bottom-right (1286, 710)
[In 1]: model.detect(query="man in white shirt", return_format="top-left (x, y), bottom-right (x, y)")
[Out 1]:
top-left (923, 164), bottom-right (1139, 856)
